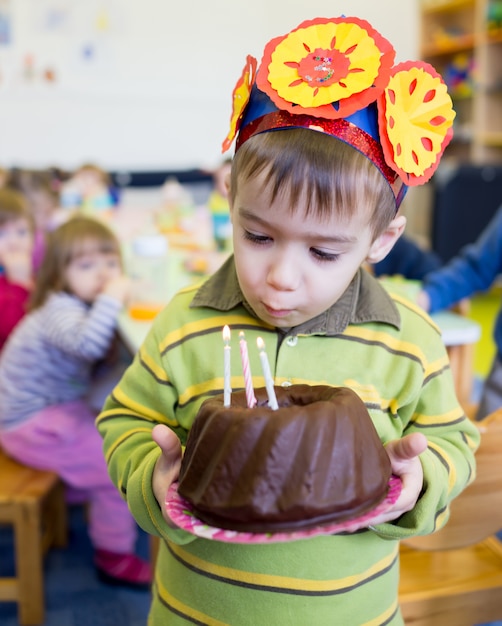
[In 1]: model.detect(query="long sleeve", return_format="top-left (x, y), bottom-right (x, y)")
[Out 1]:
top-left (0, 291), bottom-right (125, 429)
top-left (43, 292), bottom-right (123, 361)
top-left (423, 204), bottom-right (502, 313)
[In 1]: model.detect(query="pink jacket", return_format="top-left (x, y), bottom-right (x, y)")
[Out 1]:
top-left (0, 275), bottom-right (30, 350)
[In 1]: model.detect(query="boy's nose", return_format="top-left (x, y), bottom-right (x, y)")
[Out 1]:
top-left (266, 251), bottom-right (299, 291)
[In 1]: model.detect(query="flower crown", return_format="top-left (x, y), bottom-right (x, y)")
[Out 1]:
top-left (221, 16), bottom-right (456, 209)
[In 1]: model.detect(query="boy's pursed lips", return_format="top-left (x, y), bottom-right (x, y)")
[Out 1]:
top-left (263, 303), bottom-right (295, 318)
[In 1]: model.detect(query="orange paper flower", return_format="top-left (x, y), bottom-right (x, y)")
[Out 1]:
top-left (256, 16), bottom-right (395, 119)
top-left (378, 61), bottom-right (456, 185)
top-left (222, 55), bottom-right (258, 153)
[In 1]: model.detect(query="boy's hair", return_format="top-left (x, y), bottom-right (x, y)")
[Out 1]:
top-left (0, 188), bottom-right (34, 231)
top-left (29, 216), bottom-right (122, 310)
top-left (230, 129), bottom-right (395, 238)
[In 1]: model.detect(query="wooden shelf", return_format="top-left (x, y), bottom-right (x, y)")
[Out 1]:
top-left (420, 0), bottom-right (502, 163)
top-left (421, 34), bottom-right (475, 57)
top-left (421, 0), bottom-right (476, 17)
top-left (478, 132), bottom-right (502, 146)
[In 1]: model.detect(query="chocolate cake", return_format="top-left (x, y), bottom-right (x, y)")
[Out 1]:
top-left (178, 385), bottom-right (391, 533)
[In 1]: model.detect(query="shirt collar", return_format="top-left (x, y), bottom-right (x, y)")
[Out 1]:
top-left (190, 256), bottom-right (400, 335)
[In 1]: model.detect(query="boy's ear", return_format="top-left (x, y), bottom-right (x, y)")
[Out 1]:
top-left (366, 214), bottom-right (406, 264)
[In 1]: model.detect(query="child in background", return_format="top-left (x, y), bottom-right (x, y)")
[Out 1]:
top-left (208, 158), bottom-right (233, 250)
top-left (418, 204), bottom-right (502, 419)
top-left (61, 163), bottom-right (117, 213)
top-left (0, 216), bottom-right (151, 588)
top-left (0, 188), bottom-right (36, 349)
top-left (8, 169), bottom-right (63, 268)
top-left (98, 16), bottom-right (478, 624)
top-left (0, 167), bottom-right (10, 188)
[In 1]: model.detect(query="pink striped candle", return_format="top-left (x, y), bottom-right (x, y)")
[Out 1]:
top-left (256, 337), bottom-right (279, 410)
top-left (239, 331), bottom-right (257, 408)
top-left (223, 325), bottom-right (231, 407)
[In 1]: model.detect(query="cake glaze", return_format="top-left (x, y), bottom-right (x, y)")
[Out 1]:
top-left (178, 385), bottom-right (391, 532)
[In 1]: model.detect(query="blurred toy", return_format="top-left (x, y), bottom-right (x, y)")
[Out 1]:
top-left (156, 177), bottom-right (194, 233)
top-left (432, 25), bottom-right (465, 49)
top-left (444, 53), bottom-right (476, 98)
top-left (487, 0), bottom-right (502, 32)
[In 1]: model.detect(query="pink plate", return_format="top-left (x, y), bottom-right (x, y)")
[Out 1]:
top-left (165, 475), bottom-right (402, 544)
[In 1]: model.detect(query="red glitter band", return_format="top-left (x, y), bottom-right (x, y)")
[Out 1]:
top-left (236, 111), bottom-right (406, 205)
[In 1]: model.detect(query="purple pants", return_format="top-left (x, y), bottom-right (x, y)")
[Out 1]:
top-left (0, 400), bottom-right (137, 553)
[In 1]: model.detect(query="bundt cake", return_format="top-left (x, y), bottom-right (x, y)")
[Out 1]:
top-left (178, 384), bottom-right (392, 533)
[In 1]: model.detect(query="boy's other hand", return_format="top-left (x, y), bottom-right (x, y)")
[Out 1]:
top-left (368, 432), bottom-right (428, 526)
top-left (152, 424), bottom-right (182, 528)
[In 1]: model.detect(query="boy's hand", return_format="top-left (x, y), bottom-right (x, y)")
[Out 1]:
top-left (152, 424), bottom-right (182, 528)
top-left (368, 432), bottom-right (428, 526)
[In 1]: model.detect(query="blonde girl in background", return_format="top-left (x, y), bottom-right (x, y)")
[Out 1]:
top-left (0, 216), bottom-right (151, 588)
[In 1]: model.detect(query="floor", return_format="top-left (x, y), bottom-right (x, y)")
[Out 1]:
top-left (1, 508), bottom-right (502, 625)
top-left (0, 505), bottom-right (151, 626)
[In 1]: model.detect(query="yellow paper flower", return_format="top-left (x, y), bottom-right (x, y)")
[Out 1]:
top-left (222, 55), bottom-right (257, 153)
top-left (256, 16), bottom-right (395, 119)
top-left (378, 61), bottom-right (456, 184)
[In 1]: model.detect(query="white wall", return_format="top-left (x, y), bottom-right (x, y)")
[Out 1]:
top-left (0, 0), bottom-right (419, 171)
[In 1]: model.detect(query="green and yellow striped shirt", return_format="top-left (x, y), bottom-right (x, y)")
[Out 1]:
top-left (98, 259), bottom-right (479, 626)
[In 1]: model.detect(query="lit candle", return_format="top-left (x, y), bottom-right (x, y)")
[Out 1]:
top-left (239, 331), bottom-right (257, 408)
top-left (223, 325), bottom-right (231, 407)
top-left (256, 336), bottom-right (279, 410)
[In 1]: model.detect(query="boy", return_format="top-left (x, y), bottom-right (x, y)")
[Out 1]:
top-left (98, 16), bottom-right (479, 625)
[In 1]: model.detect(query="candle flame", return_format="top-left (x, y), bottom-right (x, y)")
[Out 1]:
top-left (223, 325), bottom-right (231, 343)
top-left (256, 336), bottom-right (265, 350)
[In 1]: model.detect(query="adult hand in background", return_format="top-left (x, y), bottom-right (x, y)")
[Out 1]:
top-left (416, 290), bottom-right (431, 312)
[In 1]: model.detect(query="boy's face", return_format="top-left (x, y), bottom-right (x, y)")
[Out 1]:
top-left (230, 173), bottom-right (401, 328)
top-left (0, 217), bottom-right (33, 263)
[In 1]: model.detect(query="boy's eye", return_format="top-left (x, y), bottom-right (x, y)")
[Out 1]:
top-left (243, 230), bottom-right (271, 244)
top-left (310, 247), bottom-right (340, 262)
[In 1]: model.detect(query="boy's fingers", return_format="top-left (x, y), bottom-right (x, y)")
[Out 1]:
top-left (152, 424), bottom-right (182, 460)
top-left (386, 433), bottom-right (428, 463)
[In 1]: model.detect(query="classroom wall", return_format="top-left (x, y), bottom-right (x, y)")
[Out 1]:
top-left (0, 0), bottom-right (419, 172)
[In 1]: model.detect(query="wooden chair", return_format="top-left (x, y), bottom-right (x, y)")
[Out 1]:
top-left (0, 447), bottom-right (67, 625)
top-left (399, 408), bottom-right (502, 625)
